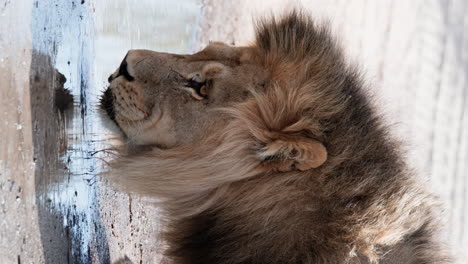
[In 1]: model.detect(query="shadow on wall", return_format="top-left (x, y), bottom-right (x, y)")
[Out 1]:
top-left (29, 50), bottom-right (112, 264)
top-left (30, 50), bottom-right (72, 263)
top-left (29, 1), bottom-right (111, 263)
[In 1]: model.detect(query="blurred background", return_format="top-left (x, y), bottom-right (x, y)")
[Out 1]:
top-left (1, 0), bottom-right (467, 263)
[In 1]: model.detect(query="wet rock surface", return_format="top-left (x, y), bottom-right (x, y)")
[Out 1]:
top-left (29, 1), bottom-right (110, 262)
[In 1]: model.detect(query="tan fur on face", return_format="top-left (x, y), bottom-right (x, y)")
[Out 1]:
top-left (103, 12), bottom-right (454, 264)
top-left (113, 82), bottom-right (150, 121)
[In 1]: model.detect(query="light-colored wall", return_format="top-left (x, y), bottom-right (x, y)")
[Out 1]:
top-left (0, 1), bottom-right (44, 263)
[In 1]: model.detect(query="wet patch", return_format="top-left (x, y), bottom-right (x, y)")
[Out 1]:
top-left (30, 1), bottom-right (110, 263)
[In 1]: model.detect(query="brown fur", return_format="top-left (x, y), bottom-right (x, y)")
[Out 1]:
top-left (102, 12), bottom-right (453, 263)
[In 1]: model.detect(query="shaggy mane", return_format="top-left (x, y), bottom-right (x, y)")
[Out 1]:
top-left (256, 12), bottom-right (337, 60)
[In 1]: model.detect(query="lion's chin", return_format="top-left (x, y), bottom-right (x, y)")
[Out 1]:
top-left (100, 88), bottom-right (116, 122)
top-left (99, 88), bottom-right (129, 140)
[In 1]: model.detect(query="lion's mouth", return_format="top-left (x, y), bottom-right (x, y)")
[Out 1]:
top-left (100, 88), bottom-right (116, 123)
top-left (100, 86), bottom-right (163, 138)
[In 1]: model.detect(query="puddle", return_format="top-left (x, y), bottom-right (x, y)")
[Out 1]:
top-left (29, 0), bottom-right (202, 262)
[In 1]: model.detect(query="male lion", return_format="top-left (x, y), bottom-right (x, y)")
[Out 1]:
top-left (101, 12), bottom-right (453, 264)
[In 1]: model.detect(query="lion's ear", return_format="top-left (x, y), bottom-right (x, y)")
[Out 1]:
top-left (258, 137), bottom-right (327, 172)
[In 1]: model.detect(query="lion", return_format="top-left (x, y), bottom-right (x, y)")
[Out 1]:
top-left (100, 12), bottom-right (453, 264)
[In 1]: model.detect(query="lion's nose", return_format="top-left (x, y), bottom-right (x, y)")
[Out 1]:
top-left (108, 51), bottom-right (143, 82)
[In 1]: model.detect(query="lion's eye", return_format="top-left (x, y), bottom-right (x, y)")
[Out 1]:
top-left (185, 78), bottom-right (208, 98)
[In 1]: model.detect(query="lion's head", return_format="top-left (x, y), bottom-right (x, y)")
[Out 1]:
top-left (101, 18), bottom-right (333, 173)
top-left (102, 43), bottom-right (268, 148)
